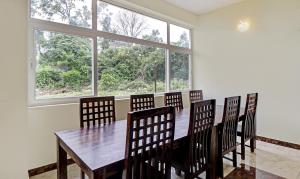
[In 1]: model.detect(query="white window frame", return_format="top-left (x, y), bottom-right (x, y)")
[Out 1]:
top-left (28, 0), bottom-right (193, 106)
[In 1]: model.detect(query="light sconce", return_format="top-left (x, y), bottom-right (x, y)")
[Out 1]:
top-left (237, 20), bottom-right (250, 32)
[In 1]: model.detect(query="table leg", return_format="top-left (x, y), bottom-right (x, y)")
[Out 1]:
top-left (91, 171), bottom-right (104, 179)
top-left (57, 139), bottom-right (68, 179)
top-left (250, 137), bottom-right (256, 152)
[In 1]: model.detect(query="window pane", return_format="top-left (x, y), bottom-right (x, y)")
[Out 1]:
top-left (34, 30), bottom-right (93, 99)
top-left (31, 0), bottom-right (92, 28)
top-left (98, 38), bottom-right (166, 96)
top-left (97, 1), bottom-right (167, 43)
top-left (170, 52), bottom-right (190, 90)
top-left (170, 24), bottom-right (191, 48)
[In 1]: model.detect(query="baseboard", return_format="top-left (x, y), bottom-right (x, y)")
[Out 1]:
top-left (256, 136), bottom-right (300, 150)
top-left (28, 159), bottom-right (75, 177)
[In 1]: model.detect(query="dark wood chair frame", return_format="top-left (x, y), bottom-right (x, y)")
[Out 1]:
top-left (217, 96), bottom-right (241, 178)
top-left (130, 94), bottom-right (155, 112)
top-left (79, 96), bottom-right (118, 179)
top-left (125, 106), bottom-right (176, 179)
top-left (189, 90), bottom-right (204, 103)
top-left (172, 100), bottom-right (216, 179)
top-left (164, 92), bottom-right (184, 111)
top-left (80, 96), bottom-right (116, 128)
top-left (237, 93), bottom-right (258, 160)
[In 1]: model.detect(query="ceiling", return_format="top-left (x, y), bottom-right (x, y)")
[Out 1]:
top-left (165, 0), bottom-right (245, 14)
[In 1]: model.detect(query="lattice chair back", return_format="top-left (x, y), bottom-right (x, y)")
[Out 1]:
top-left (80, 96), bottom-right (116, 128)
top-left (243, 93), bottom-right (258, 140)
top-left (125, 106), bottom-right (176, 179)
top-left (164, 92), bottom-right (183, 111)
top-left (186, 99), bottom-right (215, 178)
top-left (221, 96), bottom-right (241, 153)
top-left (189, 90), bottom-right (204, 103)
top-left (130, 94), bottom-right (155, 112)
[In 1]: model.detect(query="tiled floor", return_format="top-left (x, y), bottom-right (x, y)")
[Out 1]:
top-left (225, 164), bottom-right (285, 179)
top-left (31, 141), bottom-right (300, 179)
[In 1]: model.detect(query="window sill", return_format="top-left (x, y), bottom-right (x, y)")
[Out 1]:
top-left (28, 90), bottom-right (190, 108)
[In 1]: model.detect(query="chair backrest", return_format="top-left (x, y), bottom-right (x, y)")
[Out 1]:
top-left (79, 96), bottom-right (116, 128)
top-left (189, 90), bottom-right (203, 102)
top-left (243, 93), bottom-right (258, 140)
top-left (221, 96), bottom-right (241, 153)
top-left (187, 100), bottom-right (216, 176)
top-left (164, 92), bottom-right (183, 111)
top-left (130, 94), bottom-right (155, 112)
top-left (125, 107), bottom-right (176, 179)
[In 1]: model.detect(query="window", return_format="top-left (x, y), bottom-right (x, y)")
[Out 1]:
top-left (170, 24), bottom-right (191, 48)
top-left (97, 1), bottom-right (167, 43)
top-left (98, 38), bottom-right (166, 96)
top-left (34, 30), bottom-right (93, 99)
top-left (29, 0), bottom-right (192, 105)
top-left (31, 0), bottom-right (92, 28)
top-left (170, 52), bottom-right (190, 90)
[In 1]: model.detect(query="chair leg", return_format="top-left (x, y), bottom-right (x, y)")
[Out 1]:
top-left (217, 155), bottom-right (224, 178)
top-left (232, 149), bottom-right (237, 168)
top-left (250, 138), bottom-right (256, 152)
top-left (81, 170), bottom-right (85, 179)
top-left (206, 168), bottom-right (211, 179)
top-left (241, 137), bottom-right (246, 160)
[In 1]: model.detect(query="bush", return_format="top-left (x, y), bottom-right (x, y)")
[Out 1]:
top-left (99, 71), bottom-right (120, 90)
top-left (155, 81), bottom-right (165, 92)
top-left (171, 79), bottom-right (189, 90)
top-left (60, 70), bottom-right (87, 90)
top-left (119, 80), bottom-right (148, 92)
top-left (36, 66), bottom-right (61, 89)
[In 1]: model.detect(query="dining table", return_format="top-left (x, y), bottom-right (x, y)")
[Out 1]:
top-left (55, 105), bottom-right (245, 179)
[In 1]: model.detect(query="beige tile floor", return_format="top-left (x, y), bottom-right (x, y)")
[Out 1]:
top-left (31, 141), bottom-right (300, 179)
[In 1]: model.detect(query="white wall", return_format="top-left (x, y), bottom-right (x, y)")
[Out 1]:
top-left (0, 0), bottom-right (28, 178)
top-left (27, 0), bottom-right (197, 170)
top-left (194, 0), bottom-right (300, 144)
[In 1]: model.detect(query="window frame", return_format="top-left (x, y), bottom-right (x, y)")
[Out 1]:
top-left (28, 0), bottom-right (193, 106)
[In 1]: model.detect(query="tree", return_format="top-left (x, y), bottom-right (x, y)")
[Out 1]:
top-left (178, 32), bottom-right (190, 48)
top-left (36, 32), bottom-right (92, 90)
top-left (143, 30), bottom-right (163, 43)
top-left (32, 0), bottom-right (172, 96)
top-left (114, 11), bottom-right (148, 37)
top-left (31, 0), bottom-right (91, 27)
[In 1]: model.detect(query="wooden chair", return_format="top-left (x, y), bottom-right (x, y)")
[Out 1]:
top-left (172, 100), bottom-right (216, 179)
top-left (217, 96), bottom-right (241, 178)
top-left (130, 94), bottom-right (155, 111)
top-left (189, 90), bottom-right (203, 102)
top-left (125, 106), bottom-right (176, 179)
top-left (79, 96), bottom-right (119, 179)
top-left (80, 96), bottom-right (116, 128)
top-left (237, 93), bottom-right (258, 160)
top-left (164, 92), bottom-right (183, 111)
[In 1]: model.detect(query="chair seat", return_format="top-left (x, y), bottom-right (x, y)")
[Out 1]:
top-left (172, 144), bottom-right (208, 176)
top-left (171, 144), bottom-right (189, 170)
top-left (238, 114), bottom-right (245, 122)
top-left (172, 147), bottom-right (208, 179)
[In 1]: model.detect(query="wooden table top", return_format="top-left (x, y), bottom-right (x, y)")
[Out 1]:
top-left (55, 105), bottom-right (226, 172)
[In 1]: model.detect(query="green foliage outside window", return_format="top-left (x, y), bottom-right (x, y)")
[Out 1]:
top-left (32, 0), bottom-right (190, 99)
